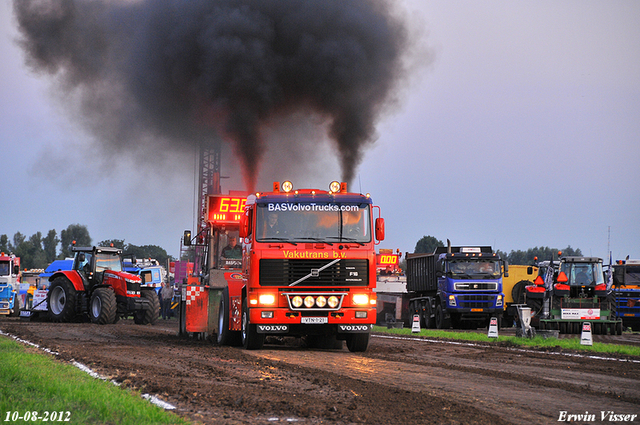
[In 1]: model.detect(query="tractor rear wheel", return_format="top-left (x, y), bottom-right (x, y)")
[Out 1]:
top-left (47, 277), bottom-right (78, 322)
top-left (89, 287), bottom-right (117, 324)
top-left (135, 289), bottom-right (160, 325)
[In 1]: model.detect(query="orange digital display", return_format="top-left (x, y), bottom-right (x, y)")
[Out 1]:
top-left (377, 254), bottom-right (399, 266)
top-left (206, 195), bottom-right (247, 224)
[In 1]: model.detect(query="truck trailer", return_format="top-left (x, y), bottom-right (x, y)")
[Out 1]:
top-left (405, 244), bottom-right (507, 329)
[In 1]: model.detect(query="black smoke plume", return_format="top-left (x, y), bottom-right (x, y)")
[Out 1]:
top-left (14, 0), bottom-right (412, 191)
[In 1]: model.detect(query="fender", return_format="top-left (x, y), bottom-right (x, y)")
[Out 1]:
top-left (50, 271), bottom-right (85, 292)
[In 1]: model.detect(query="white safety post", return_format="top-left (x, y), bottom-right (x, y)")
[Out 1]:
top-left (488, 316), bottom-right (499, 338)
top-left (580, 322), bottom-right (593, 346)
top-left (411, 314), bottom-right (421, 333)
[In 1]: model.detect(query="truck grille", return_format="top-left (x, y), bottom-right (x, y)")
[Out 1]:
top-left (259, 259), bottom-right (368, 287)
top-left (457, 295), bottom-right (495, 308)
top-left (454, 282), bottom-right (498, 291)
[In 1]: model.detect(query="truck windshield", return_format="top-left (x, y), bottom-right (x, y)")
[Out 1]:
top-left (256, 202), bottom-right (371, 244)
top-left (559, 261), bottom-right (604, 286)
top-left (448, 260), bottom-right (501, 278)
top-left (96, 253), bottom-right (123, 272)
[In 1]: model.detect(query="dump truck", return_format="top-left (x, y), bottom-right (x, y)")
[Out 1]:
top-left (405, 244), bottom-right (507, 329)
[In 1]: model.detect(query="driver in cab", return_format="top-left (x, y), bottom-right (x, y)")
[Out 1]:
top-left (221, 236), bottom-right (242, 259)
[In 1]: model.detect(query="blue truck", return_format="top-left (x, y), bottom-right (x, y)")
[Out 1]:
top-left (0, 253), bottom-right (21, 316)
top-left (405, 244), bottom-right (507, 329)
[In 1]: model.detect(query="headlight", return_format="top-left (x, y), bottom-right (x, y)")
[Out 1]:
top-left (448, 295), bottom-right (456, 306)
top-left (328, 296), bottom-right (339, 308)
top-left (352, 294), bottom-right (369, 305)
top-left (496, 294), bottom-right (503, 307)
top-left (304, 296), bottom-right (315, 308)
top-left (315, 296), bottom-right (327, 308)
top-left (259, 294), bottom-right (276, 305)
top-left (291, 296), bottom-right (303, 308)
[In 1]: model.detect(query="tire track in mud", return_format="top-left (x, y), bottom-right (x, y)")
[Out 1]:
top-left (250, 337), bottom-right (640, 425)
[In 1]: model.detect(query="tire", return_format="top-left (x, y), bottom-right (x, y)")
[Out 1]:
top-left (241, 298), bottom-right (264, 350)
top-left (135, 289), bottom-right (160, 325)
top-left (512, 280), bottom-right (530, 304)
top-left (217, 287), bottom-right (241, 346)
top-left (89, 287), bottom-right (117, 324)
top-left (47, 277), bottom-right (78, 322)
top-left (423, 302), bottom-right (435, 329)
top-left (435, 304), bottom-right (450, 329)
top-left (346, 333), bottom-right (370, 352)
top-left (616, 321), bottom-right (623, 335)
top-left (10, 294), bottom-right (20, 317)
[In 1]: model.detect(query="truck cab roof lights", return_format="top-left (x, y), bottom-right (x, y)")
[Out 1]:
top-left (282, 181), bottom-right (293, 193)
top-left (329, 181), bottom-right (341, 193)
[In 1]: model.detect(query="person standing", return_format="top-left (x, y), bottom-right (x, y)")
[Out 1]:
top-left (160, 281), bottom-right (174, 320)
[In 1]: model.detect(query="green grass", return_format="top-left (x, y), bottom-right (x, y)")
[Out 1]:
top-left (373, 326), bottom-right (640, 357)
top-left (0, 337), bottom-right (187, 425)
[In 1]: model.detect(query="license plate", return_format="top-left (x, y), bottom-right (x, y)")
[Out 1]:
top-left (301, 317), bottom-right (328, 324)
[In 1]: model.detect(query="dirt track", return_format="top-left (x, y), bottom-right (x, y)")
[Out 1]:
top-left (1, 317), bottom-right (639, 424)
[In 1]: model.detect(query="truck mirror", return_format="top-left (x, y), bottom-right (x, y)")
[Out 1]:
top-left (13, 265), bottom-right (20, 275)
top-left (239, 211), bottom-right (251, 238)
top-left (503, 261), bottom-right (509, 278)
top-left (183, 230), bottom-right (192, 246)
top-left (375, 218), bottom-right (385, 241)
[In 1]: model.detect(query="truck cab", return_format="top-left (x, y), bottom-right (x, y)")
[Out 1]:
top-left (435, 246), bottom-right (506, 328)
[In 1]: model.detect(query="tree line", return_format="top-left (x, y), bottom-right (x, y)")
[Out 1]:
top-left (0, 224), bottom-right (173, 270)
top-left (413, 235), bottom-right (582, 265)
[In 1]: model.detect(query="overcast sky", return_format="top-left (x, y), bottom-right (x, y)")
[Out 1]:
top-left (1, 1), bottom-right (638, 261)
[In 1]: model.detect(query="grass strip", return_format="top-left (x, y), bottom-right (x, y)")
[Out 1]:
top-left (0, 336), bottom-right (187, 424)
top-left (373, 326), bottom-right (640, 357)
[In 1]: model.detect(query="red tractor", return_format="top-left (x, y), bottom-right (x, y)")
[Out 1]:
top-left (46, 245), bottom-right (159, 325)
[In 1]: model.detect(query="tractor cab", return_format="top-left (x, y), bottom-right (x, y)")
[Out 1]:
top-left (555, 257), bottom-right (606, 298)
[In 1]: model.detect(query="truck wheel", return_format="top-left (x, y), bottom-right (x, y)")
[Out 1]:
top-left (424, 303), bottom-right (436, 329)
top-left (10, 295), bottom-right (20, 317)
top-left (89, 287), bottom-right (117, 324)
top-left (346, 333), bottom-right (370, 352)
top-left (47, 277), bottom-right (77, 322)
top-left (616, 321), bottom-right (623, 335)
top-left (241, 298), bottom-right (264, 350)
top-left (135, 289), bottom-right (160, 325)
top-left (217, 287), bottom-right (241, 346)
top-left (435, 304), bottom-right (450, 329)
